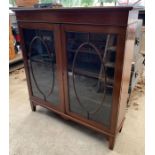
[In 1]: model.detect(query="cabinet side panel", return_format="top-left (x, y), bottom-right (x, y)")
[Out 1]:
top-left (117, 22), bottom-right (137, 129)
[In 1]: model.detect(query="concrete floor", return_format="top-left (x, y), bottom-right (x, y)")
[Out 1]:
top-left (9, 69), bottom-right (145, 155)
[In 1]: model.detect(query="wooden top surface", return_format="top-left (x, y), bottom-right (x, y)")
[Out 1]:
top-left (10, 6), bottom-right (139, 27)
top-left (10, 6), bottom-right (133, 12)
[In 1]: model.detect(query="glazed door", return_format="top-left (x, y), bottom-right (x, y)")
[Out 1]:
top-left (62, 25), bottom-right (121, 130)
top-left (19, 23), bottom-right (64, 112)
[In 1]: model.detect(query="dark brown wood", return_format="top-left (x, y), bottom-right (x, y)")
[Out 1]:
top-left (61, 24), bottom-right (126, 135)
top-left (31, 101), bottom-right (36, 111)
top-left (12, 7), bottom-right (132, 27)
top-left (116, 12), bottom-right (139, 129)
top-left (11, 7), bottom-right (140, 150)
top-left (11, 6), bottom-right (133, 11)
top-left (109, 136), bottom-right (116, 150)
top-left (18, 22), bottom-right (65, 112)
top-left (118, 118), bottom-right (125, 133)
top-left (119, 126), bottom-right (123, 133)
top-left (109, 33), bottom-right (127, 134)
top-left (61, 24), bottom-right (110, 133)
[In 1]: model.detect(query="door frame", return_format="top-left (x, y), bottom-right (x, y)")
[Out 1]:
top-left (18, 22), bottom-right (65, 112)
top-left (61, 24), bottom-right (127, 134)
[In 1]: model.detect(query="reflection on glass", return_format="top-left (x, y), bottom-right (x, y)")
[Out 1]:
top-left (23, 29), bottom-right (59, 105)
top-left (67, 32), bottom-right (117, 127)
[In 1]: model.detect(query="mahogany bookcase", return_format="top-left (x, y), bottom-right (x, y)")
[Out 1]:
top-left (11, 6), bottom-right (140, 149)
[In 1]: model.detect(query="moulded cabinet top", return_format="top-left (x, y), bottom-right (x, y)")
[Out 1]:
top-left (10, 6), bottom-right (137, 27)
top-left (10, 6), bottom-right (133, 12)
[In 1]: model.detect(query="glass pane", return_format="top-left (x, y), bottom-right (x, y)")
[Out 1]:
top-left (23, 29), bottom-right (59, 105)
top-left (66, 32), bottom-right (117, 127)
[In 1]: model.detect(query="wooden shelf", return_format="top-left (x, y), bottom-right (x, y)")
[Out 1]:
top-left (107, 46), bottom-right (116, 51)
top-left (105, 62), bottom-right (115, 68)
top-left (69, 91), bottom-right (112, 109)
top-left (68, 49), bottom-right (100, 55)
top-left (68, 65), bottom-right (114, 86)
top-left (30, 57), bottom-right (53, 65)
top-left (67, 46), bottom-right (116, 58)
